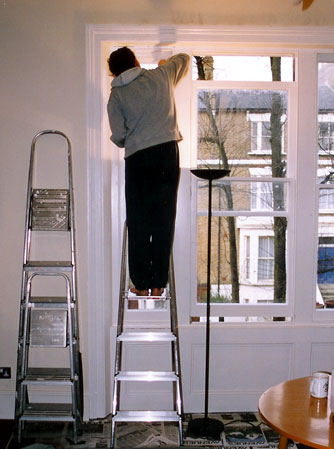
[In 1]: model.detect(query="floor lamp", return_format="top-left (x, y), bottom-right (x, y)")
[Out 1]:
top-left (187, 168), bottom-right (230, 440)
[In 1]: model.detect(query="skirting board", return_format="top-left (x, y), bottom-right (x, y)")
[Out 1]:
top-left (0, 390), bottom-right (15, 419)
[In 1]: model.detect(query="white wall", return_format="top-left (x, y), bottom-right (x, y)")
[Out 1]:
top-left (2, 0), bottom-right (334, 420)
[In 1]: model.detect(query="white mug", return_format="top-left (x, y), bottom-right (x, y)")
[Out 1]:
top-left (310, 372), bottom-right (329, 398)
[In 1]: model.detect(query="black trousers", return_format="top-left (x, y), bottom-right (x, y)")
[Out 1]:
top-left (125, 141), bottom-right (180, 290)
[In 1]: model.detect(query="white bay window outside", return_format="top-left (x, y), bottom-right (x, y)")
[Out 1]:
top-left (318, 116), bottom-right (334, 154)
top-left (241, 233), bottom-right (274, 284)
top-left (258, 236), bottom-right (275, 281)
top-left (248, 113), bottom-right (286, 155)
top-left (251, 118), bottom-right (271, 153)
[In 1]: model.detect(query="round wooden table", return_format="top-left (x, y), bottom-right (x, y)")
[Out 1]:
top-left (259, 376), bottom-right (334, 449)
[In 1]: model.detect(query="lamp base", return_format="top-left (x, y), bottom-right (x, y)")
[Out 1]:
top-left (187, 417), bottom-right (224, 440)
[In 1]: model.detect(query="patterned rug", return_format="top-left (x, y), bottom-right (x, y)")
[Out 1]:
top-left (7, 412), bottom-right (298, 449)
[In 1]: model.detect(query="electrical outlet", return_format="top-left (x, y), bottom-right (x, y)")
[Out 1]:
top-left (0, 367), bottom-right (11, 379)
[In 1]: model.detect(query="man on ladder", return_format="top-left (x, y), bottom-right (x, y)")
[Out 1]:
top-left (107, 47), bottom-right (189, 297)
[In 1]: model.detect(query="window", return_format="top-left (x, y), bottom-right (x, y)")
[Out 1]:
top-left (318, 173), bottom-right (334, 210)
top-left (258, 236), bottom-right (274, 281)
top-left (192, 55), bottom-right (294, 82)
top-left (241, 233), bottom-right (275, 285)
top-left (244, 235), bottom-right (250, 280)
top-left (251, 182), bottom-right (273, 211)
top-left (247, 113), bottom-right (287, 154)
top-left (317, 58), bottom-right (334, 310)
top-left (197, 89), bottom-right (288, 172)
top-left (193, 55), bottom-right (292, 319)
top-left (318, 237), bottom-right (334, 285)
top-left (88, 27), bottom-right (334, 416)
top-left (251, 119), bottom-right (271, 153)
top-left (318, 116), bottom-right (334, 154)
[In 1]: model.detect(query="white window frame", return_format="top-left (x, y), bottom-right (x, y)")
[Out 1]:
top-left (191, 74), bottom-right (295, 318)
top-left (310, 53), bottom-right (334, 322)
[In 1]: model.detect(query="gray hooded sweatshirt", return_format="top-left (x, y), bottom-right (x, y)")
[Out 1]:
top-left (107, 53), bottom-right (190, 159)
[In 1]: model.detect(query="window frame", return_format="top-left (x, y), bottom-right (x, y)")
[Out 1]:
top-left (86, 25), bottom-right (334, 419)
top-left (190, 73), bottom-right (296, 318)
top-left (314, 53), bottom-right (334, 321)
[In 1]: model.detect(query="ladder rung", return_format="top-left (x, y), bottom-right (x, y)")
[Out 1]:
top-left (28, 297), bottom-right (70, 309)
top-left (24, 261), bottom-right (73, 272)
top-left (116, 371), bottom-right (178, 382)
top-left (125, 289), bottom-right (170, 301)
top-left (113, 410), bottom-right (181, 422)
top-left (126, 296), bottom-right (169, 301)
top-left (23, 368), bottom-right (72, 385)
top-left (20, 403), bottom-right (74, 421)
top-left (117, 331), bottom-right (176, 342)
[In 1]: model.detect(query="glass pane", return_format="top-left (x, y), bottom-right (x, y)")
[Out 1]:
top-left (319, 186), bottom-right (334, 210)
top-left (196, 216), bottom-right (287, 304)
top-left (245, 236), bottom-right (250, 280)
top-left (192, 56), bottom-right (294, 81)
top-left (317, 202), bottom-right (334, 309)
top-left (197, 179), bottom-right (287, 212)
top-left (317, 61), bottom-right (334, 309)
top-left (197, 89), bottom-right (288, 177)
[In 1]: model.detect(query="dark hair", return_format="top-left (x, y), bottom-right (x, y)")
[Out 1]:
top-left (108, 47), bottom-right (137, 77)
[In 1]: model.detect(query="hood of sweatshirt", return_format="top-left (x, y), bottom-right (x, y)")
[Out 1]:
top-left (111, 67), bottom-right (144, 87)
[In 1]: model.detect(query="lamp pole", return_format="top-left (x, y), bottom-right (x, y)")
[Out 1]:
top-left (187, 168), bottom-right (230, 440)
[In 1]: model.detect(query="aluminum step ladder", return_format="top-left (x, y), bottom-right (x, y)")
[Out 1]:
top-left (15, 130), bottom-right (82, 443)
top-left (110, 223), bottom-right (183, 448)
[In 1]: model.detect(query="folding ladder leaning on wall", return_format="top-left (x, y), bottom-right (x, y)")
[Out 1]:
top-left (110, 223), bottom-right (183, 448)
top-left (15, 130), bottom-right (82, 443)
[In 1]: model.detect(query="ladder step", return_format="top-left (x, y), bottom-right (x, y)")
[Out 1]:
top-left (24, 261), bottom-right (73, 272)
top-left (113, 410), bottom-right (181, 422)
top-left (28, 296), bottom-right (70, 309)
top-left (118, 331), bottom-right (176, 342)
top-left (126, 289), bottom-right (170, 301)
top-left (127, 296), bottom-right (169, 301)
top-left (20, 403), bottom-right (74, 421)
top-left (116, 371), bottom-right (178, 381)
top-left (23, 368), bottom-right (72, 385)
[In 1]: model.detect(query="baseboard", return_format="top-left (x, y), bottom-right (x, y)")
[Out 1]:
top-left (0, 390), bottom-right (15, 419)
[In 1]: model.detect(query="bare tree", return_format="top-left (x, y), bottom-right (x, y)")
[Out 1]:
top-left (270, 57), bottom-right (287, 311)
top-left (195, 56), bottom-right (240, 303)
